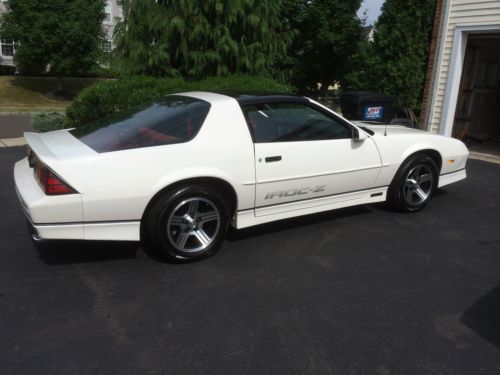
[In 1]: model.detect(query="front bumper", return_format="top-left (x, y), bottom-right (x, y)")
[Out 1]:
top-left (438, 168), bottom-right (467, 188)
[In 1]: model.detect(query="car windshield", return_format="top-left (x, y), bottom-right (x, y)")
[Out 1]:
top-left (71, 95), bottom-right (211, 153)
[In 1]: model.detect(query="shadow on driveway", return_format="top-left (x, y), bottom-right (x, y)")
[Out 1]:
top-left (461, 284), bottom-right (500, 349)
top-left (227, 204), bottom-right (373, 242)
top-left (34, 239), bottom-right (140, 265)
top-left (33, 204), bottom-right (375, 265)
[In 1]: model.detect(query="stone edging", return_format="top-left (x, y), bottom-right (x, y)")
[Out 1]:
top-left (0, 137), bottom-right (27, 147)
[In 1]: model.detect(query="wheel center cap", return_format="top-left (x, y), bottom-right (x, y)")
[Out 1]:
top-left (183, 215), bottom-right (198, 231)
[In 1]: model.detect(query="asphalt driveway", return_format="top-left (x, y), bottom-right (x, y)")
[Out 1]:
top-left (1, 146), bottom-right (499, 374)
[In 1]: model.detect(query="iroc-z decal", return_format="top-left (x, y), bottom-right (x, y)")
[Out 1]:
top-left (264, 185), bottom-right (326, 200)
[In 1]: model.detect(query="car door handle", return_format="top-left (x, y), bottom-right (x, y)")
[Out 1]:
top-left (265, 156), bottom-right (282, 163)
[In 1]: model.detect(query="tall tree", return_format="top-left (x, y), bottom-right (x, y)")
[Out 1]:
top-left (113, 0), bottom-right (178, 77)
top-left (343, 0), bottom-right (436, 112)
top-left (287, 0), bottom-right (363, 95)
top-left (114, 0), bottom-right (293, 79)
top-left (1, 0), bottom-right (105, 89)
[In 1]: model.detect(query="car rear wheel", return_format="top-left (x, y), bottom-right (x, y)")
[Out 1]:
top-left (388, 154), bottom-right (438, 212)
top-left (145, 185), bottom-right (229, 262)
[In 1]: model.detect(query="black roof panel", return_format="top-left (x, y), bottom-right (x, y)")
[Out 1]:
top-left (235, 94), bottom-right (308, 105)
top-left (205, 90), bottom-right (306, 105)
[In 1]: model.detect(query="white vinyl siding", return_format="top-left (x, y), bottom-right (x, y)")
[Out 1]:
top-left (428, 0), bottom-right (500, 133)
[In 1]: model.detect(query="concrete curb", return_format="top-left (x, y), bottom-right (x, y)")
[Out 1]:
top-left (0, 137), bottom-right (27, 147)
top-left (468, 151), bottom-right (500, 165)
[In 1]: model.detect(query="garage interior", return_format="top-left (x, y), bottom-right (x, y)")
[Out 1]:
top-left (454, 34), bottom-right (500, 157)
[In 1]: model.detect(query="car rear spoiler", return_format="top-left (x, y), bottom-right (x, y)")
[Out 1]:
top-left (23, 131), bottom-right (96, 163)
top-left (24, 132), bottom-right (57, 160)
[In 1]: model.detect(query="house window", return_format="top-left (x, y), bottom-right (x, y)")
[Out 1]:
top-left (103, 40), bottom-right (112, 53)
top-left (104, 2), bottom-right (112, 22)
top-left (1, 40), bottom-right (14, 57)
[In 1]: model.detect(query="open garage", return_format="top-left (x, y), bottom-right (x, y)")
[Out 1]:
top-left (454, 34), bottom-right (500, 150)
top-left (421, 0), bottom-right (500, 159)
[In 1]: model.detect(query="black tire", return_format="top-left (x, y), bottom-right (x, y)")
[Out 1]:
top-left (144, 185), bottom-right (229, 262)
top-left (388, 154), bottom-right (438, 212)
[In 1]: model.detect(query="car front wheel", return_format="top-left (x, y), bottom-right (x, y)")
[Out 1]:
top-left (388, 154), bottom-right (438, 212)
top-left (145, 185), bottom-right (229, 262)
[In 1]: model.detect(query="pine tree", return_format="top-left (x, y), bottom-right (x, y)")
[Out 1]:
top-left (114, 0), bottom-right (293, 79)
top-left (113, 0), bottom-right (176, 77)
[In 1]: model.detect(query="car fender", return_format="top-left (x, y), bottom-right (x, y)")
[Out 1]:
top-left (149, 165), bottom-right (251, 209)
top-left (371, 137), bottom-right (443, 187)
top-left (399, 142), bottom-right (442, 168)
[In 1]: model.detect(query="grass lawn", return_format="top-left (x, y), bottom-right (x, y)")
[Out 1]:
top-left (0, 76), bottom-right (100, 112)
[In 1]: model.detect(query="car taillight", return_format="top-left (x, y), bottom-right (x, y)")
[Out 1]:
top-left (34, 161), bottom-right (77, 195)
top-left (27, 146), bottom-right (36, 167)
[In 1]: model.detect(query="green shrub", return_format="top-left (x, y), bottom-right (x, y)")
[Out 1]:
top-left (0, 65), bottom-right (16, 75)
top-left (32, 112), bottom-right (66, 132)
top-left (183, 75), bottom-right (294, 94)
top-left (65, 75), bottom-right (294, 127)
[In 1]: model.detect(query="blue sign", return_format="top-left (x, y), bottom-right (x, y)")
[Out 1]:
top-left (363, 106), bottom-right (384, 121)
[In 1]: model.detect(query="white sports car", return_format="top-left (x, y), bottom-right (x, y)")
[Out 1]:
top-left (14, 92), bottom-right (468, 261)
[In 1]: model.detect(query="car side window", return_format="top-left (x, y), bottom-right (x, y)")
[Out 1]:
top-left (242, 102), bottom-right (352, 143)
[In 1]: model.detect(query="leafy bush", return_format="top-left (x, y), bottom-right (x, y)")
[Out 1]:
top-left (65, 75), bottom-right (293, 127)
top-left (65, 77), bottom-right (183, 126)
top-left (32, 112), bottom-right (66, 132)
top-left (0, 65), bottom-right (16, 75)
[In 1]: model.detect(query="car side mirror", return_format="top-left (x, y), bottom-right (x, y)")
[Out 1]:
top-left (352, 128), bottom-right (368, 142)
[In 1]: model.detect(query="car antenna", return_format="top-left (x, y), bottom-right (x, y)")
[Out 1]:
top-left (384, 121), bottom-right (388, 136)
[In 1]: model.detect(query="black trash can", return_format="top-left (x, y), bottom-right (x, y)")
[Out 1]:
top-left (340, 91), bottom-right (398, 123)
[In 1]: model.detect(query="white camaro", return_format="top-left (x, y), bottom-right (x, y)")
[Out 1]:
top-left (14, 92), bottom-right (468, 261)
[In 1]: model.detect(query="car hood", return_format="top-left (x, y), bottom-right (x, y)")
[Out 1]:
top-left (353, 122), bottom-right (428, 137)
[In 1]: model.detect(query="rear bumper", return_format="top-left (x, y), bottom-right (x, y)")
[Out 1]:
top-left (14, 157), bottom-right (84, 239)
top-left (15, 158), bottom-right (141, 241)
top-left (21, 217), bottom-right (139, 241)
top-left (438, 168), bottom-right (466, 188)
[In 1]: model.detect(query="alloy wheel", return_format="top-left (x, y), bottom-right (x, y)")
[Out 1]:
top-left (166, 197), bottom-right (221, 253)
top-left (403, 165), bottom-right (434, 205)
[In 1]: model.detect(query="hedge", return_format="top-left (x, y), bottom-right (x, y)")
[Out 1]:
top-left (32, 112), bottom-right (66, 132)
top-left (65, 75), bottom-right (294, 127)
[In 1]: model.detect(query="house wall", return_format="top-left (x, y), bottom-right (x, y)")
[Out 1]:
top-left (0, 1), bottom-right (14, 66)
top-left (103, 0), bottom-right (124, 46)
top-left (424, 0), bottom-right (500, 134)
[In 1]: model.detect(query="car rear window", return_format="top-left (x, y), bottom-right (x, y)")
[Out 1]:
top-left (72, 95), bottom-right (211, 153)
